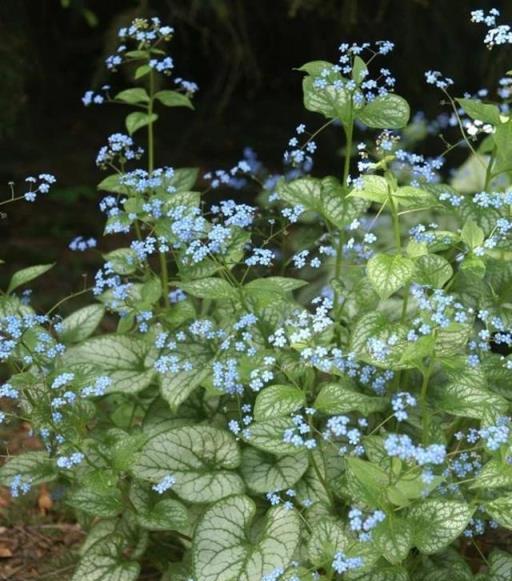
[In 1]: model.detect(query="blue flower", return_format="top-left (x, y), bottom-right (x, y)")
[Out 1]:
top-left (152, 474), bottom-right (176, 494)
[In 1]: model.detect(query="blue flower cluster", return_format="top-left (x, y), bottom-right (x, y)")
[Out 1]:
top-left (96, 133), bottom-right (144, 168)
top-left (23, 174), bottom-right (56, 203)
top-left (323, 415), bottom-right (367, 456)
top-left (69, 236), bottom-right (97, 252)
top-left (348, 506), bottom-right (386, 541)
top-left (0, 313), bottom-right (62, 364)
top-left (56, 452), bottom-right (85, 470)
top-left (332, 551), bottom-right (364, 575)
top-left (391, 392), bottom-right (417, 421)
top-left (471, 8), bottom-right (512, 48)
top-left (10, 474), bottom-right (32, 498)
top-left (384, 434), bottom-right (447, 466)
top-left (152, 474), bottom-right (176, 493)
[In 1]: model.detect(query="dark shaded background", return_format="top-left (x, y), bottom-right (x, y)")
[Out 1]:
top-left (0, 0), bottom-right (509, 302)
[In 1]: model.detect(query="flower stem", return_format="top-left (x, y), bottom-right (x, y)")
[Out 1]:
top-left (147, 69), bottom-right (170, 307)
top-left (420, 361), bottom-right (434, 443)
top-left (334, 117), bottom-right (354, 313)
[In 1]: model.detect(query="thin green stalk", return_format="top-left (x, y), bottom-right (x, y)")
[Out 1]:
top-left (387, 188), bottom-right (401, 251)
top-left (342, 121), bottom-right (354, 190)
top-left (484, 147), bottom-right (496, 190)
top-left (333, 116), bottom-right (354, 313)
top-left (147, 71), bottom-right (155, 173)
top-left (420, 361), bottom-right (434, 443)
top-left (46, 287), bottom-right (93, 317)
top-left (147, 69), bottom-right (170, 307)
top-left (0, 194), bottom-right (24, 207)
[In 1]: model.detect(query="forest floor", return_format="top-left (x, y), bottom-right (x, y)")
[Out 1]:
top-left (0, 423), bottom-right (84, 581)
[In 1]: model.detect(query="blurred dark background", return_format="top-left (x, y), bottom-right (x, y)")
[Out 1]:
top-left (0, 0), bottom-right (509, 302)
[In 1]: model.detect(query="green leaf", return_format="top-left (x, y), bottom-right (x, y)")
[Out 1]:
top-left (460, 255), bottom-right (486, 278)
top-left (142, 398), bottom-right (195, 439)
top-left (115, 88), bottom-right (149, 105)
top-left (133, 425), bottom-right (244, 503)
top-left (450, 153), bottom-right (489, 194)
top-left (485, 494), bottom-right (512, 529)
top-left (357, 94), bottom-right (410, 129)
top-left (471, 459), bottom-right (512, 490)
top-left (351, 563), bottom-right (409, 581)
top-left (398, 335), bottom-right (435, 366)
top-left (124, 49), bottom-right (149, 59)
top-left (125, 111), bottom-right (158, 135)
top-left (254, 385), bottom-right (305, 421)
top-left (244, 418), bottom-right (305, 456)
top-left (245, 277), bottom-right (308, 296)
top-left (374, 518), bottom-right (413, 564)
top-left (457, 98), bottom-right (502, 125)
top-left (414, 254), bottom-right (453, 288)
top-left (240, 447), bottom-right (309, 493)
top-left (72, 533), bottom-right (140, 581)
top-left (0, 451), bottom-right (56, 486)
top-left (349, 175), bottom-right (389, 204)
top-left (79, 517), bottom-right (147, 559)
top-left (387, 471), bottom-right (443, 508)
top-left (393, 186), bottom-right (439, 210)
top-left (109, 432), bottom-right (147, 471)
top-left (103, 248), bottom-right (139, 275)
top-left (493, 120), bottom-right (512, 174)
top-left (487, 549), bottom-right (512, 580)
top-left (62, 334), bottom-right (155, 394)
top-left (367, 254), bottom-right (414, 299)
top-left (314, 381), bottom-right (387, 415)
top-left (166, 168), bottom-right (199, 192)
top-left (302, 74), bottom-right (352, 124)
top-left (345, 457), bottom-right (389, 507)
top-left (307, 519), bottom-right (347, 567)
top-left (158, 343), bottom-right (211, 410)
top-left (58, 304), bottom-right (105, 343)
top-left (140, 276), bottom-right (162, 305)
top-left (434, 323), bottom-right (472, 357)
top-left (130, 483), bottom-right (188, 531)
top-left (407, 239), bottom-right (428, 258)
top-left (350, 312), bottom-right (389, 354)
top-left (177, 278), bottom-right (237, 300)
top-left (7, 263), bottom-right (54, 293)
top-left (364, 436), bottom-right (392, 469)
top-left (461, 219), bottom-right (485, 250)
top-left (352, 55), bottom-right (369, 84)
top-left (408, 499), bottom-right (474, 554)
top-left (277, 176), bottom-right (368, 229)
top-left (68, 482), bottom-right (123, 518)
top-left (134, 64), bottom-right (151, 79)
top-left (319, 176), bottom-right (370, 228)
top-left (277, 176), bottom-right (320, 214)
top-left (296, 60), bottom-right (333, 76)
top-left (192, 495), bottom-right (301, 581)
top-left (437, 369), bottom-right (508, 419)
top-left (307, 519), bottom-right (380, 574)
top-left (154, 90), bottom-right (194, 109)
top-left (97, 174), bottom-right (126, 193)
top-left (413, 550), bottom-right (473, 580)
top-left (159, 366), bottom-right (209, 410)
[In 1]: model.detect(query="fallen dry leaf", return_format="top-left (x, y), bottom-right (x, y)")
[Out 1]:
top-left (0, 545), bottom-right (13, 558)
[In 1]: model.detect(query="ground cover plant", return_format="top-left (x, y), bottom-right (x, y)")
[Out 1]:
top-left (2, 7), bottom-right (512, 580)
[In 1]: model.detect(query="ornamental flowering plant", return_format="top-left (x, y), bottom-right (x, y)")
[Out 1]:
top-left (3, 9), bottom-right (512, 581)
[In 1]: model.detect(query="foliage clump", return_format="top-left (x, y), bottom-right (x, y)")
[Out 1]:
top-left (2, 8), bottom-right (512, 580)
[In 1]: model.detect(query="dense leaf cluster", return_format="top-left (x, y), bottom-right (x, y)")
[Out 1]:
top-left (2, 10), bottom-right (512, 581)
